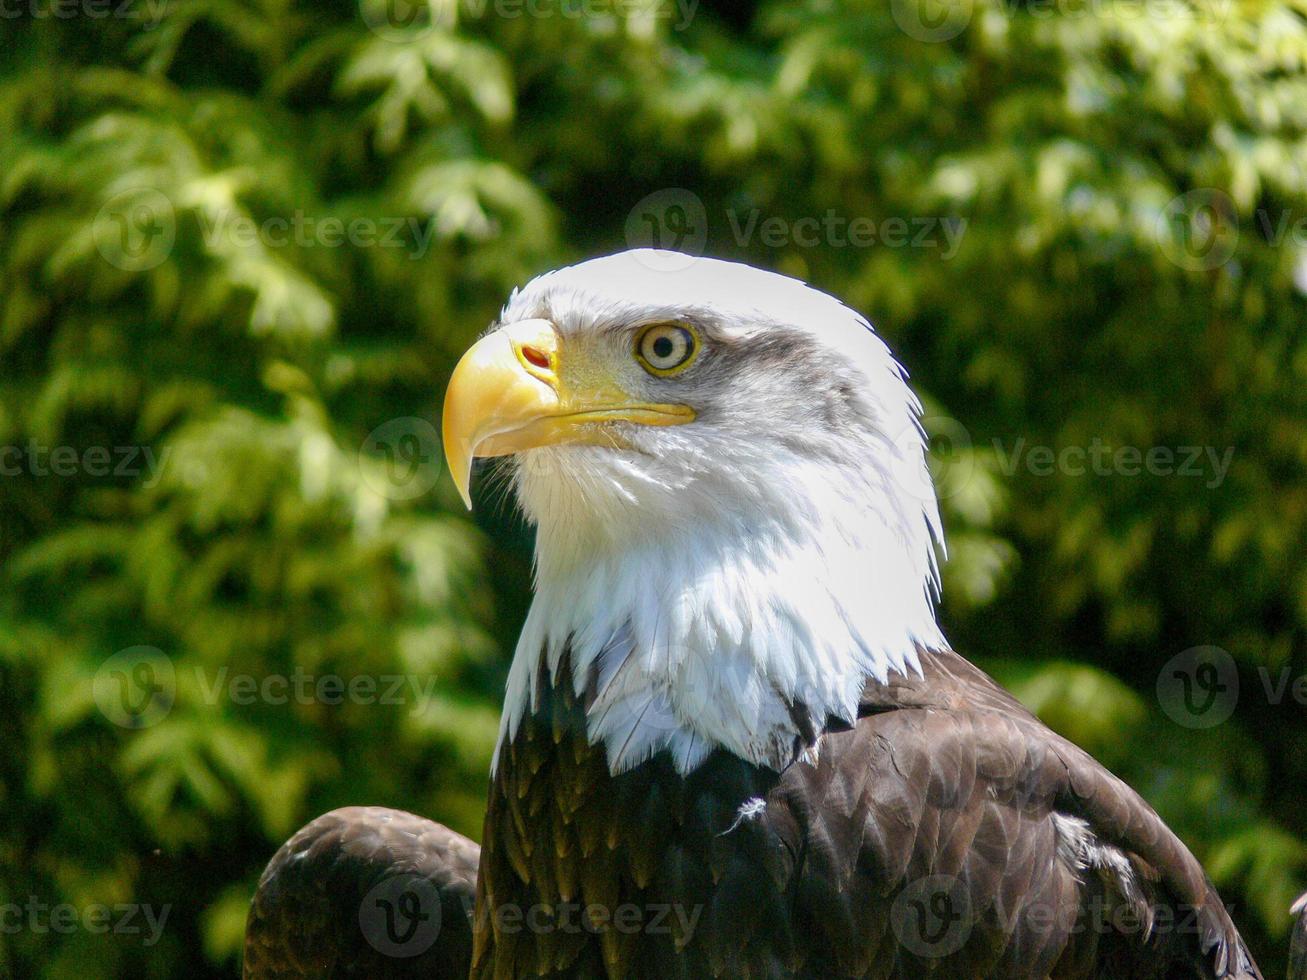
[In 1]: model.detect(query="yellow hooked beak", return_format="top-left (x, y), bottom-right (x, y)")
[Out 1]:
top-left (442, 319), bottom-right (695, 508)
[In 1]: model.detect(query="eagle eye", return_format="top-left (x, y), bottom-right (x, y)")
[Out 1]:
top-left (635, 323), bottom-right (698, 376)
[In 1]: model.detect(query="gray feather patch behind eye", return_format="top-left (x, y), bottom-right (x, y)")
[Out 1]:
top-left (702, 325), bottom-right (878, 445)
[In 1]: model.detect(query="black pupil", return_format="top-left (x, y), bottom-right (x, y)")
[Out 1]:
top-left (651, 335), bottom-right (676, 360)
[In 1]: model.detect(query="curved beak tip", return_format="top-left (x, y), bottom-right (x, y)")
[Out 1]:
top-left (442, 429), bottom-right (475, 510)
top-left (452, 466), bottom-right (473, 510)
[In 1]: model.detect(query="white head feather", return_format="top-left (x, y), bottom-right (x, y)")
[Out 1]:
top-left (491, 250), bottom-right (946, 774)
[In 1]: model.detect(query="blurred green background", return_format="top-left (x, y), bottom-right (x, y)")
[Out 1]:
top-left (2, 0), bottom-right (1306, 975)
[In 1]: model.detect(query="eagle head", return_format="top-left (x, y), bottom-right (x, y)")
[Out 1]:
top-left (444, 250), bottom-right (946, 774)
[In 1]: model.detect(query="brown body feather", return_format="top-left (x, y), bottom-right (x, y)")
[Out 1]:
top-left (472, 647), bottom-right (1261, 980)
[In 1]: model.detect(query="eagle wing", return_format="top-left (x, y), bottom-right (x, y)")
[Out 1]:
top-left (772, 647), bottom-right (1263, 978)
top-left (242, 806), bottom-right (479, 979)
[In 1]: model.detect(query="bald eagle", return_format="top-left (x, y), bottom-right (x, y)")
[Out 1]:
top-left (244, 251), bottom-right (1272, 979)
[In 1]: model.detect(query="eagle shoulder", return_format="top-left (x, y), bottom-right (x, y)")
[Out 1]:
top-left (807, 647), bottom-right (1262, 979)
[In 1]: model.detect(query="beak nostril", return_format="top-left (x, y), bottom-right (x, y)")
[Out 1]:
top-left (521, 345), bottom-right (551, 370)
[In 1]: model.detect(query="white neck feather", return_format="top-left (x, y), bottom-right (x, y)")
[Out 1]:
top-left (494, 438), bottom-right (945, 776)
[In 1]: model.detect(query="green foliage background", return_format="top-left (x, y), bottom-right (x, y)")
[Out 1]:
top-left (1, 0), bottom-right (1305, 975)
